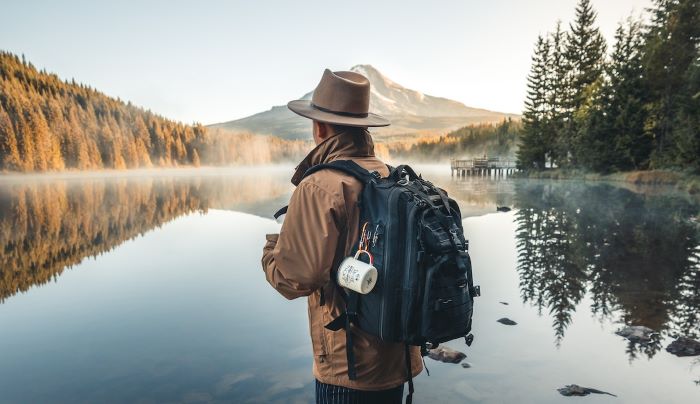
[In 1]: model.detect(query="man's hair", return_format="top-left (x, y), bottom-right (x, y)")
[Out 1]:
top-left (330, 124), bottom-right (367, 135)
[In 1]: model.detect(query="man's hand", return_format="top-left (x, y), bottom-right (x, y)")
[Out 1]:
top-left (264, 233), bottom-right (279, 251)
top-left (261, 181), bottom-right (342, 300)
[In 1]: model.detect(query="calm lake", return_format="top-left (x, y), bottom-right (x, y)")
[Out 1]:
top-left (0, 165), bottom-right (698, 403)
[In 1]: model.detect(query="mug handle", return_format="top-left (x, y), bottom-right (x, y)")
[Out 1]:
top-left (354, 249), bottom-right (373, 266)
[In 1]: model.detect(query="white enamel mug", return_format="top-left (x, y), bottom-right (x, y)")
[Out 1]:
top-left (336, 250), bottom-right (378, 294)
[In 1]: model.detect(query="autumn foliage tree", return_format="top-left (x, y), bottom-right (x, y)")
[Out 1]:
top-left (0, 51), bottom-right (213, 171)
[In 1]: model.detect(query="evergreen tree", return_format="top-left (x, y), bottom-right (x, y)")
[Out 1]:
top-left (547, 22), bottom-right (572, 168)
top-left (605, 18), bottom-right (651, 170)
top-left (577, 77), bottom-right (610, 171)
top-left (563, 0), bottom-right (607, 166)
top-left (643, 0), bottom-right (700, 169)
top-left (518, 0), bottom-right (699, 173)
top-left (518, 35), bottom-right (551, 170)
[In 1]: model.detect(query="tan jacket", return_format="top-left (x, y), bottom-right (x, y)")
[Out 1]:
top-left (261, 130), bottom-right (422, 390)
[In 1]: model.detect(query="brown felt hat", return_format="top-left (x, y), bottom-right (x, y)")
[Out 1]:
top-left (287, 69), bottom-right (390, 127)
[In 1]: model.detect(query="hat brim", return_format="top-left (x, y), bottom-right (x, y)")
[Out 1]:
top-left (287, 100), bottom-right (390, 127)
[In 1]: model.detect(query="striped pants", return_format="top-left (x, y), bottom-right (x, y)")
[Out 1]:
top-left (315, 380), bottom-right (404, 404)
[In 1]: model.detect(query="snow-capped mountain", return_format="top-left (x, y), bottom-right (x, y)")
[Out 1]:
top-left (210, 65), bottom-right (519, 140)
top-left (348, 64), bottom-right (495, 118)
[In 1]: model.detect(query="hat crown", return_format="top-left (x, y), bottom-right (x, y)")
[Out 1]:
top-left (311, 69), bottom-right (370, 116)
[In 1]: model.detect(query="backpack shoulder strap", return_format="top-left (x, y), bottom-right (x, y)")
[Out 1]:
top-left (301, 159), bottom-right (375, 184)
top-left (273, 205), bottom-right (288, 220)
top-left (273, 160), bottom-right (373, 220)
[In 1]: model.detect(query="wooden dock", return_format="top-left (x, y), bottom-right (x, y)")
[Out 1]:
top-left (451, 157), bottom-right (518, 177)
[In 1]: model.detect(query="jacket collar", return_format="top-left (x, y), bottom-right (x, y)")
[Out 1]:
top-left (291, 129), bottom-right (375, 186)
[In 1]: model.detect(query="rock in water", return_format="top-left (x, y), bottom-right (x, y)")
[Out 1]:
top-left (557, 384), bottom-right (616, 397)
top-left (497, 317), bottom-right (517, 325)
top-left (427, 346), bottom-right (466, 364)
top-left (666, 337), bottom-right (700, 357)
top-left (615, 325), bottom-right (655, 343)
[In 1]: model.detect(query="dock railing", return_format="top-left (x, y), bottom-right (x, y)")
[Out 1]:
top-left (450, 157), bottom-right (517, 177)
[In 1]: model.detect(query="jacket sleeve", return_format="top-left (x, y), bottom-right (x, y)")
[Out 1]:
top-left (261, 181), bottom-right (346, 300)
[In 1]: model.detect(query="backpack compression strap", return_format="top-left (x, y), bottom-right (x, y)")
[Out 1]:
top-left (405, 344), bottom-right (415, 404)
top-left (325, 291), bottom-right (360, 380)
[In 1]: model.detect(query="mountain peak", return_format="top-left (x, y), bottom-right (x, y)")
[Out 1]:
top-left (210, 64), bottom-right (519, 140)
top-left (349, 64), bottom-right (397, 89)
top-left (349, 64), bottom-right (381, 75)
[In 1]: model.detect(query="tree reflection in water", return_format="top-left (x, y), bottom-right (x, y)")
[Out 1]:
top-left (0, 172), bottom-right (292, 304)
top-left (515, 181), bottom-right (700, 359)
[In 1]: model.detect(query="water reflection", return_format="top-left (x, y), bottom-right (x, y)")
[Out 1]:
top-left (413, 165), bottom-right (516, 217)
top-left (514, 181), bottom-right (700, 358)
top-left (1, 170), bottom-right (699, 402)
top-left (0, 169), bottom-right (293, 304)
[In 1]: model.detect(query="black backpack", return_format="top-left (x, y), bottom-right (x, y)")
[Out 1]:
top-left (276, 160), bottom-right (479, 403)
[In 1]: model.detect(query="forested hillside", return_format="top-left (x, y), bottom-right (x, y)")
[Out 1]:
top-left (518, 0), bottom-right (700, 173)
top-left (0, 52), bottom-right (211, 170)
top-left (388, 118), bottom-right (521, 162)
top-left (0, 52), bottom-right (309, 171)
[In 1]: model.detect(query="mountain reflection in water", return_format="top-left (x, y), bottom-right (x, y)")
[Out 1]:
top-left (514, 181), bottom-right (700, 359)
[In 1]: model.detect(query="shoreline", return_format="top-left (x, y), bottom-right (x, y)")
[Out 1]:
top-left (513, 169), bottom-right (700, 195)
top-left (0, 165), bottom-right (296, 182)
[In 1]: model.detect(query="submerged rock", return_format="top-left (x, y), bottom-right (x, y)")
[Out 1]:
top-left (615, 325), bottom-right (656, 343)
top-left (461, 362), bottom-right (472, 368)
top-left (557, 384), bottom-right (617, 397)
top-left (427, 346), bottom-right (466, 364)
top-left (497, 317), bottom-right (517, 325)
top-left (666, 337), bottom-right (700, 357)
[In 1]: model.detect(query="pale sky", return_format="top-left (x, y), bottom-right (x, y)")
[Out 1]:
top-left (1, 0), bottom-right (651, 125)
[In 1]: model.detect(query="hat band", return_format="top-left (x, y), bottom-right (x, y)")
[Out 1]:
top-left (311, 103), bottom-right (369, 118)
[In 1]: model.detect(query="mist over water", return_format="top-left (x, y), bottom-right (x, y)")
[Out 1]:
top-left (0, 166), bottom-right (698, 403)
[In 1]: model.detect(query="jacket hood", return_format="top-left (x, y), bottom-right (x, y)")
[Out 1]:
top-left (291, 129), bottom-right (375, 186)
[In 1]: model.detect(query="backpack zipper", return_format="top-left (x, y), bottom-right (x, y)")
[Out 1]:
top-left (380, 187), bottom-right (403, 340)
top-left (400, 200), bottom-right (422, 341)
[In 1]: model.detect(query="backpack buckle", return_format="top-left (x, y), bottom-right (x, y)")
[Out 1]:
top-left (471, 285), bottom-right (481, 297)
top-left (450, 229), bottom-right (461, 246)
top-left (465, 333), bottom-right (474, 346)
